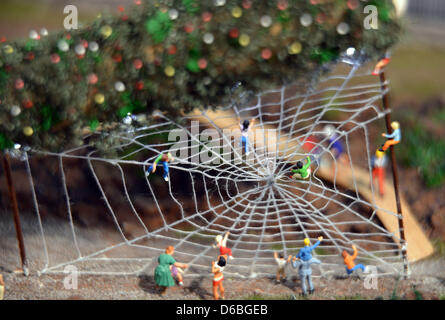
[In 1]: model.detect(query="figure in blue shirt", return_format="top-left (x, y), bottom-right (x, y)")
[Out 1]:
top-left (297, 236), bottom-right (323, 261)
top-left (380, 121), bottom-right (401, 152)
top-left (291, 236), bottom-right (323, 296)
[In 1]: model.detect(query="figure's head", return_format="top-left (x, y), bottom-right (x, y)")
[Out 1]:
top-left (303, 238), bottom-right (310, 246)
top-left (242, 119), bottom-right (250, 130)
top-left (375, 149), bottom-right (385, 158)
top-left (341, 250), bottom-right (348, 258)
top-left (278, 253), bottom-right (284, 259)
top-left (217, 255), bottom-right (227, 267)
top-left (296, 161), bottom-right (303, 169)
top-left (166, 245), bottom-right (175, 255)
top-left (391, 121), bottom-right (400, 130)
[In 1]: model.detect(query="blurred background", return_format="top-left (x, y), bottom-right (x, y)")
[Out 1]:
top-left (0, 1), bottom-right (444, 250)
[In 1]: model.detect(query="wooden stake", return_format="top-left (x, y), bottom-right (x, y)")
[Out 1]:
top-left (1, 152), bottom-right (29, 276)
top-left (379, 71), bottom-right (409, 278)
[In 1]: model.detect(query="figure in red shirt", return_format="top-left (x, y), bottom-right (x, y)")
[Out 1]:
top-left (214, 232), bottom-right (234, 260)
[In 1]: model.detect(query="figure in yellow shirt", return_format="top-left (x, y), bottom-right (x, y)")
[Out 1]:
top-left (342, 244), bottom-right (368, 275)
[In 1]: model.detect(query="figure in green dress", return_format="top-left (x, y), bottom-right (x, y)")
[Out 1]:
top-left (291, 156), bottom-right (312, 180)
top-left (154, 246), bottom-right (188, 295)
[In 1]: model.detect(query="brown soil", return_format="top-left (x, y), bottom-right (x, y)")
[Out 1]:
top-left (2, 272), bottom-right (445, 300)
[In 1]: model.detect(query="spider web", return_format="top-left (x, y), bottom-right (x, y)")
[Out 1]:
top-left (21, 56), bottom-right (406, 279)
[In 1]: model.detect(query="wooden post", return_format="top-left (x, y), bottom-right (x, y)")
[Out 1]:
top-left (1, 152), bottom-right (29, 276)
top-left (379, 71), bottom-right (409, 278)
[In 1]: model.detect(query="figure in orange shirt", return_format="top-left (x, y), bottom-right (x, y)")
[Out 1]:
top-left (372, 53), bottom-right (391, 76)
top-left (342, 244), bottom-right (368, 275)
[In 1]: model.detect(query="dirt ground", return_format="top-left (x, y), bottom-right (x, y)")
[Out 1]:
top-left (2, 270), bottom-right (445, 300)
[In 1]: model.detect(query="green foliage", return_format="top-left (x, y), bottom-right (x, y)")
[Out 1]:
top-left (314, 247), bottom-right (329, 256)
top-left (397, 124), bottom-right (445, 188)
top-left (145, 10), bottom-right (172, 44)
top-left (182, 0), bottom-right (200, 14)
top-left (0, 132), bottom-right (13, 150)
top-left (412, 285), bottom-right (423, 300)
top-left (432, 238), bottom-right (445, 257)
top-left (0, 0), bottom-right (401, 152)
top-left (390, 277), bottom-right (400, 300)
top-left (39, 105), bottom-right (59, 132)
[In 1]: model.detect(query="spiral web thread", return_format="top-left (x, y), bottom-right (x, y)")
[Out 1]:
top-left (24, 58), bottom-right (405, 278)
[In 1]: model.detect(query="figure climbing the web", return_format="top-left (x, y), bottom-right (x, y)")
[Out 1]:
top-left (213, 232), bottom-right (234, 260)
top-left (379, 121), bottom-right (401, 152)
top-left (371, 149), bottom-right (388, 197)
top-left (372, 52), bottom-right (391, 76)
top-left (238, 117), bottom-right (255, 155)
top-left (146, 152), bottom-right (174, 182)
top-left (291, 156), bottom-right (312, 180)
top-left (323, 125), bottom-right (348, 165)
top-left (342, 244), bottom-right (369, 275)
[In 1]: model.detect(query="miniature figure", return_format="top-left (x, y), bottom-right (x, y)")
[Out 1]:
top-left (297, 236), bottom-right (323, 262)
top-left (273, 252), bottom-right (292, 283)
top-left (289, 236), bottom-right (323, 296)
top-left (212, 255), bottom-right (227, 300)
top-left (146, 152), bottom-right (174, 181)
top-left (379, 121), bottom-right (401, 152)
top-left (300, 135), bottom-right (322, 166)
top-left (323, 125), bottom-right (348, 164)
top-left (372, 53), bottom-right (391, 76)
top-left (171, 264), bottom-right (185, 286)
top-left (291, 255), bottom-right (321, 296)
top-left (238, 117), bottom-right (255, 155)
top-left (154, 246), bottom-right (188, 295)
top-left (342, 244), bottom-right (368, 275)
top-left (214, 231), bottom-right (234, 260)
top-left (371, 149), bottom-right (388, 197)
top-left (291, 156), bottom-right (312, 180)
top-left (0, 274), bottom-right (4, 300)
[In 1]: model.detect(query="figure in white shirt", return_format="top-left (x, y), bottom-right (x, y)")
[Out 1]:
top-left (238, 117), bottom-right (255, 155)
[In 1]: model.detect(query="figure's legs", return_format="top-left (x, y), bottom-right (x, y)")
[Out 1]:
top-left (146, 165), bottom-right (153, 176)
top-left (213, 285), bottom-right (219, 300)
top-left (378, 168), bottom-right (385, 196)
top-left (309, 257), bottom-right (321, 265)
top-left (353, 264), bottom-right (366, 272)
top-left (177, 273), bottom-right (183, 285)
top-left (381, 139), bottom-right (399, 151)
top-left (308, 275), bottom-right (314, 293)
top-left (162, 161), bottom-right (169, 181)
top-left (346, 264), bottom-right (366, 274)
top-left (301, 274), bottom-right (308, 295)
top-left (219, 281), bottom-right (225, 299)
